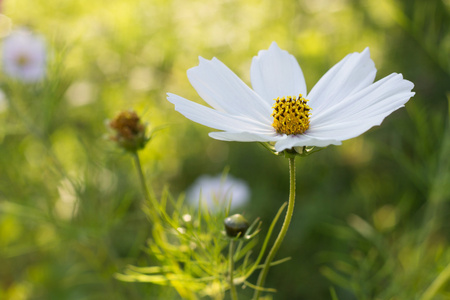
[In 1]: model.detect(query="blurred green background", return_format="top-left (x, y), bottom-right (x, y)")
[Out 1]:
top-left (0, 0), bottom-right (449, 299)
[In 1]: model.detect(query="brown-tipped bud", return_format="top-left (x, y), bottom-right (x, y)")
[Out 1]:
top-left (224, 214), bottom-right (249, 238)
top-left (109, 110), bottom-right (148, 152)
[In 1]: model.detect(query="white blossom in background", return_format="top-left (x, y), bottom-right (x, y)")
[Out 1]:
top-left (2, 29), bottom-right (46, 82)
top-left (186, 174), bottom-right (250, 211)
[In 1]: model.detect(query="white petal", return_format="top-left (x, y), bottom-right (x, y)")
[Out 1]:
top-left (209, 131), bottom-right (282, 142)
top-left (167, 93), bottom-right (272, 133)
top-left (307, 99), bottom-right (412, 141)
top-left (312, 73), bottom-right (414, 125)
top-left (274, 135), bottom-right (341, 152)
top-left (307, 117), bottom-right (387, 141)
top-left (305, 75), bottom-right (414, 141)
top-left (187, 57), bottom-right (271, 124)
top-left (251, 42), bottom-right (307, 105)
top-left (307, 48), bottom-right (376, 113)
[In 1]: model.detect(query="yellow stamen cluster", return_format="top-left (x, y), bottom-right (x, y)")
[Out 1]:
top-left (272, 94), bottom-right (311, 135)
top-left (16, 54), bottom-right (30, 67)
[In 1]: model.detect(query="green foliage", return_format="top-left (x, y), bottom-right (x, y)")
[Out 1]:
top-left (116, 172), bottom-right (288, 299)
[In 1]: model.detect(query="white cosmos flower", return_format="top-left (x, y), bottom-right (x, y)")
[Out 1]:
top-left (2, 29), bottom-right (46, 82)
top-left (167, 42), bottom-right (415, 153)
top-left (187, 174), bottom-right (250, 211)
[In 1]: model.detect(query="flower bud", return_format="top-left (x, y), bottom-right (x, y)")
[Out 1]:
top-left (109, 110), bottom-right (148, 152)
top-left (224, 214), bottom-right (249, 238)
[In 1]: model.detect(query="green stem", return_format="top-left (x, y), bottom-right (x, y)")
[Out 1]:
top-left (133, 152), bottom-right (159, 220)
top-left (421, 262), bottom-right (450, 300)
top-left (253, 156), bottom-right (296, 300)
top-left (229, 240), bottom-right (238, 300)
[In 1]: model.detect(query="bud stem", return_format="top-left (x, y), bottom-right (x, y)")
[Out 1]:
top-left (253, 156), bottom-right (296, 300)
top-left (229, 240), bottom-right (238, 300)
top-left (133, 152), bottom-right (159, 220)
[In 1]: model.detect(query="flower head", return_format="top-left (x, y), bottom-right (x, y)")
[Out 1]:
top-left (167, 42), bottom-right (414, 153)
top-left (2, 29), bottom-right (46, 82)
top-left (109, 110), bottom-right (148, 152)
top-left (186, 174), bottom-right (250, 211)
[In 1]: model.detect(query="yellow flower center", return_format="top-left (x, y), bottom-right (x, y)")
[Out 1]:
top-left (16, 53), bottom-right (30, 67)
top-left (272, 94), bottom-right (311, 135)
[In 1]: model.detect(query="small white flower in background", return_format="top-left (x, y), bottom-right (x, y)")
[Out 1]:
top-left (167, 42), bottom-right (415, 153)
top-left (186, 174), bottom-right (250, 211)
top-left (2, 29), bottom-right (46, 82)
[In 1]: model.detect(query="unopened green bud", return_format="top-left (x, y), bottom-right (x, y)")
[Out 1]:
top-left (224, 214), bottom-right (249, 238)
